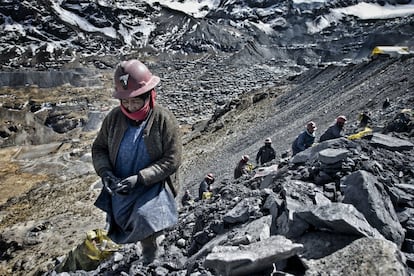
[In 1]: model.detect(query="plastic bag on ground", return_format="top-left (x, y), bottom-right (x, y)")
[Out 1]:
top-left (54, 229), bottom-right (120, 272)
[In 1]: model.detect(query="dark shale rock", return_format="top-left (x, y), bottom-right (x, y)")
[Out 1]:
top-left (295, 203), bottom-right (385, 239)
top-left (342, 170), bottom-right (405, 247)
top-left (296, 231), bottom-right (359, 260)
top-left (369, 133), bottom-right (414, 151)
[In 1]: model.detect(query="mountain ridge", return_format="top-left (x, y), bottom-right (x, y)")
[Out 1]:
top-left (1, 0), bottom-right (414, 70)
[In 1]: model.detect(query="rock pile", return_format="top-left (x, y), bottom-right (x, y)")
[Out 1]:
top-left (65, 109), bottom-right (414, 275)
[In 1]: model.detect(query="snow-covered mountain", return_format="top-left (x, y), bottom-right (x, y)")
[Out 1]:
top-left (1, 0), bottom-right (414, 69)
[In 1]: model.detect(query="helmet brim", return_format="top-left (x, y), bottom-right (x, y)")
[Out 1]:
top-left (113, 76), bottom-right (160, 99)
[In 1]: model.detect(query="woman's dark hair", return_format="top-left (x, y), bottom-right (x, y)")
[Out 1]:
top-left (137, 90), bottom-right (151, 100)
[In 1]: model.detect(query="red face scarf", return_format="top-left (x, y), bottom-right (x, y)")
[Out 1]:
top-left (120, 89), bottom-right (156, 121)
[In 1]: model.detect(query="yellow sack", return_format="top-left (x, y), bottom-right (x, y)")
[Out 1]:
top-left (55, 229), bottom-right (120, 272)
top-left (347, 127), bottom-right (373, 140)
top-left (202, 191), bottom-right (213, 200)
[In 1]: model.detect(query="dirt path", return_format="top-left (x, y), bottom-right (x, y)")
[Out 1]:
top-left (0, 147), bottom-right (49, 206)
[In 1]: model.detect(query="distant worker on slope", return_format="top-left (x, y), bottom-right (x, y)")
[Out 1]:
top-left (255, 138), bottom-right (276, 165)
top-left (181, 190), bottom-right (194, 206)
top-left (234, 155), bottom-right (251, 179)
top-left (319, 115), bottom-right (347, 142)
top-left (198, 173), bottom-right (215, 200)
top-left (358, 111), bottom-right (372, 129)
top-left (291, 121), bottom-right (317, 156)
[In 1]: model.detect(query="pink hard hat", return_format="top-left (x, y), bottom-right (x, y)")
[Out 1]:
top-left (113, 59), bottom-right (160, 99)
top-left (336, 115), bottom-right (347, 123)
top-left (205, 173), bottom-right (214, 181)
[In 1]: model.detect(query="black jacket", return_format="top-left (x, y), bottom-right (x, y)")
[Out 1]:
top-left (256, 144), bottom-right (276, 165)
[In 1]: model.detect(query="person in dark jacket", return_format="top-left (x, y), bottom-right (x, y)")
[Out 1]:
top-left (319, 115), bottom-right (347, 142)
top-left (92, 59), bottom-right (182, 264)
top-left (292, 121), bottom-right (317, 156)
top-left (181, 190), bottom-right (193, 206)
top-left (358, 111), bottom-right (372, 128)
top-left (198, 173), bottom-right (214, 200)
top-left (256, 138), bottom-right (276, 165)
top-left (234, 155), bottom-right (250, 179)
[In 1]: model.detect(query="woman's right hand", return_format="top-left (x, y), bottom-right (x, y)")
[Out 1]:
top-left (101, 171), bottom-right (121, 195)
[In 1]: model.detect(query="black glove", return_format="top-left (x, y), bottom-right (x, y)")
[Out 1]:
top-left (114, 173), bottom-right (144, 195)
top-left (101, 171), bottom-right (121, 195)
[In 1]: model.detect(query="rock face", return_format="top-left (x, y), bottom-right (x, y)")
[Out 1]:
top-left (0, 69), bottom-right (101, 88)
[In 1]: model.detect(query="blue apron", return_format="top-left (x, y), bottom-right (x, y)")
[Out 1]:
top-left (95, 119), bottom-right (177, 244)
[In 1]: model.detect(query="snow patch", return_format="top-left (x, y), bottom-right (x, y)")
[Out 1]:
top-left (143, 0), bottom-right (221, 18)
top-left (307, 2), bottom-right (414, 33)
top-left (335, 3), bottom-right (414, 20)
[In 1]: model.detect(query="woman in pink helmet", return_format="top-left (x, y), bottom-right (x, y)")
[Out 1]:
top-left (319, 115), bottom-right (347, 142)
top-left (92, 59), bottom-right (182, 264)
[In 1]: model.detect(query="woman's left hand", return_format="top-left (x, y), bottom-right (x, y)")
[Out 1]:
top-left (114, 174), bottom-right (144, 194)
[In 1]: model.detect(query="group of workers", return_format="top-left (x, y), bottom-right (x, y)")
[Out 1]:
top-left (181, 173), bottom-right (215, 206)
top-left (292, 115), bottom-right (347, 156)
top-left (183, 115), bottom-right (349, 206)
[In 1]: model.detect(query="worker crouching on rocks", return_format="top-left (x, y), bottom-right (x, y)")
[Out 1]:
top-left (319, 115), bottom-right (347, 142)
top-left (198, 173), bottom-right (215, 200)
top-left (234, 155), bottom-right (251, 179)
top-left (92, 59), bottom-right (182, 264)
top-left (292, 121), bottom-right (317, 156)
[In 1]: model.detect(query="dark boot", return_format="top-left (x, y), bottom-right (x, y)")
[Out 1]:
top-left (140, 233), bottom-right (158, 264)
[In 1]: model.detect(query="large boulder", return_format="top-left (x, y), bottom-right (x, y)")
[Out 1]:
top-left (342, 170), bottom-right (405, 247)
top-left (304, 238), bottom-right (408, 276)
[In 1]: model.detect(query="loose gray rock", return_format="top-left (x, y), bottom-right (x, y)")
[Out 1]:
top-left (223, 197), bottom-right (262, 224)
top-left (318, 148), bottom-right (349, 165)
top-left (204, 235), bottom-right (303, 276)
top-left (296, 203), bottom-right (385, 239)
top-left (304, 238), bottom-right (409, 276)
top-left (343, 170), bottom-right (405, 247)
top-left (369, 133), bottom-right (413, 151)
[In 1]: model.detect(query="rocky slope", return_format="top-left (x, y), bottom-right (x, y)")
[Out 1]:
top-left (0, 54), bottom-right (413, 275)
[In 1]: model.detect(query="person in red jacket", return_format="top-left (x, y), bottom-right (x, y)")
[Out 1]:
top-left (234, 155), bottom-right (250, 179)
